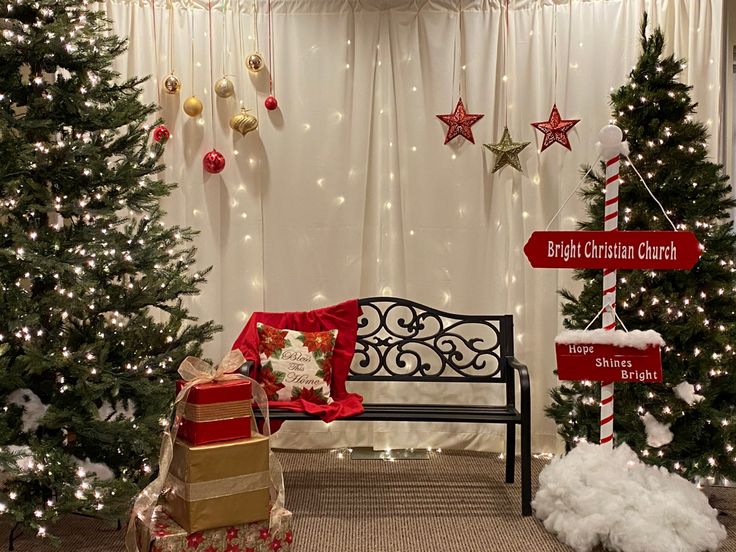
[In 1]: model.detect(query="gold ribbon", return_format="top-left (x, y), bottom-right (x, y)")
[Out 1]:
top-left (125, 350), bottom-right (285, 552)
top-left (166, 470), bottom-right (270, 502)
top-left (183, 399), bottom-right (252, 423)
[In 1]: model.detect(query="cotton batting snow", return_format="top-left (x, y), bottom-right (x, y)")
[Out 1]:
top-left (555, 329), bottom-right (664, 350)
top-left (533, 443), bottom-right (725, 552)
top-left (75, 457), bottom-right (114, 481)
top-left (6, 389), bottom-right (48, 432)
top-left (640, 412), bottom-right (674, 447)
top-left (97, 399), bottom-right (135, 421)
top-left (674, 381), bottom-right (705, 406)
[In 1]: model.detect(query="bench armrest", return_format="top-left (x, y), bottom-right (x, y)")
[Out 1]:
top-left (506, 356), bottom-right (530, 415)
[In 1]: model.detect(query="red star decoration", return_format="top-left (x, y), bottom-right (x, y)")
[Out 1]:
top-left (186, 532), bottom-right (204, 549)
top-left (226, 527), bottom-right (239, 541)
top-left (284, 531), bottom-right (293, 544)
top-left (205, 546), bottom-right (219, 552)
top-left (245, 548), bottom-right (255, 552)
top-left (271, 538), bottom-right (282, 551)
top-left (259, 527), bottom-right (271, 541)
top-left (531, 104), bottom-right (580, 152)
top-left (224, 543), bottom-right (240, 552)
top-left (436, 98), bottom-right (484, 145)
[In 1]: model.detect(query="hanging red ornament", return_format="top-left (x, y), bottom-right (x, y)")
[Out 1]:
top-left (152, 124), bottom-right (171, 143)
top-left (203, 149), bottom-right (226, 174)
top-left (531, 104), bottom-right (580, 152)
top-left (264, 95), bottom-right (278, 111)
top-left (436, 98), bottom-right (484, 145)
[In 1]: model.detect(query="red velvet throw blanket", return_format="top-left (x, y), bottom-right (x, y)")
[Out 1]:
top-left (231, 299), bottom-right (364, 422)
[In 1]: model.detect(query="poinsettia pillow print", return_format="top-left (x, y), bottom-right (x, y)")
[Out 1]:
top-left (256, 323), bottom-right (338, 404)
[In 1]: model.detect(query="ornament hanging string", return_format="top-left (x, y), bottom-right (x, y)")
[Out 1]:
top-left (552, 1), bottom-right (558, 104)
top-left (221, 0), bottom-right (228, 76)
top-left (458, 0), bottom-right (465, 99)
top-left (252, 0), bottom-right (259, 56)
top-left (189, 8), bottom-right (195, 97)
top-left (449, 0), bottom-right (460, 102)
top-left (207, 0), bottom-right (216, 148)
top-left (267, 0), bottom-right (274, 96)
top-left (503, 0), bottom-right (510, 127)
top-left (167, 0), bottom-right (175, 75)
top-left (150, 0), bottom-right (161, 107)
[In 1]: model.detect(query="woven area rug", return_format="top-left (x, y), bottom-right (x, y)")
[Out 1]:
top-left (1, 449), bottom-right (734, 551)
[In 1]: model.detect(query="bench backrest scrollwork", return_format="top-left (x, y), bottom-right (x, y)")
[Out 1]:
top-left (350, 297), bottom-right (514, 383)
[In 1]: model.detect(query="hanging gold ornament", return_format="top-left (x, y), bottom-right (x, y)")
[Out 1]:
top-left (163, 73), bottom-right (181, 94)
top-left (183, 96), bottom-right (204, 117)
top-left (214, 77), bottom-right (235, 98)
top-left (246, 52), bottom-right (264, 73)
top-left (229, 108), bottom-right (258, 136)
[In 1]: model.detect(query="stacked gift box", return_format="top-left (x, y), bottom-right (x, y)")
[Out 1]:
top-left (135, 372), bottom-right (294, 552)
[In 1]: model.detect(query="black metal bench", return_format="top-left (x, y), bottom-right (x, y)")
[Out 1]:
top-left (248, 297), bottom-right (531, 516)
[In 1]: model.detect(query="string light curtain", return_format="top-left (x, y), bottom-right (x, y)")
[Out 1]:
top-left (104, 0), bottom-right (726, 454)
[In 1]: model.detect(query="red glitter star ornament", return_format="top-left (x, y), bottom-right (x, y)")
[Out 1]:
top-left (436, 98), bottom-right (484, 145)
top-left (531, 104), bottom-right (580, 152)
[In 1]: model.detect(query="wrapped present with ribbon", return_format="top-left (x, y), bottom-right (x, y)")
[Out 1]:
top-left (125, 350), bottom-right (287, 552)
top-left (163, 434), bottom-right (270, 533)
top-left (175, 374), bottom-right (252, 446)
top-left (135, 505), bottom-right (294, 552)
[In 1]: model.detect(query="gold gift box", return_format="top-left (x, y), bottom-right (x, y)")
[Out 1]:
top-left (163, 433), bottom-right (271, 533)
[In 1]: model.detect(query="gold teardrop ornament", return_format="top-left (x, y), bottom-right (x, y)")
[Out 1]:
top-left (229, 108), bottom-right (258, 136)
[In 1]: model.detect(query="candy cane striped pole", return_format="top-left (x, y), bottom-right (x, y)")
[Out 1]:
top-left (598, 125), bottom-right (623, 449)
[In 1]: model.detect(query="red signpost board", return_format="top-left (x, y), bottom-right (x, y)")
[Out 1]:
top-left (524, 230), bottom-right (702, 270)
top-left (555, 342), bottom-right (662, 383)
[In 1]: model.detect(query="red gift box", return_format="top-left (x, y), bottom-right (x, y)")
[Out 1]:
top-left (176, 379), bottom-right (252, 446)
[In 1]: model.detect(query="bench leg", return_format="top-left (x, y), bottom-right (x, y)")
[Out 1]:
top-left (505, 422), bottom-right (515, 484)
top-left (521, 415), bottom-right (532, 516)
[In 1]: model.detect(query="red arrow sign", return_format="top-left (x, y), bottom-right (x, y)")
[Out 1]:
top-left (524, 231), bottom-right (702, 270)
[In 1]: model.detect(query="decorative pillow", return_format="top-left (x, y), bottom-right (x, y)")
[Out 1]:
top-left (257, 323), bottom-right (338, 405)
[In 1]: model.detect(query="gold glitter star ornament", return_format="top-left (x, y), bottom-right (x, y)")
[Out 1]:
top-left (484, 127), bottom-right (530, 173)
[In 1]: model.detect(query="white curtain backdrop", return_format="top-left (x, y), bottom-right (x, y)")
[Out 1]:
top-left (104, 0), bottom-right (726, 454)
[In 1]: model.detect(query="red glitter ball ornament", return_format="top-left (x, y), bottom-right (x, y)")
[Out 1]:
top-left (203, 149), bottom-right (226, 174)
top-left (152, 124), bottom-right (171, 143)
top-left (264, 95), bottom-right (278, 111)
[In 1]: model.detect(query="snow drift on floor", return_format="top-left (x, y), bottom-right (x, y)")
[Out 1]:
top-left (532, 443), bottom-right (726, 552)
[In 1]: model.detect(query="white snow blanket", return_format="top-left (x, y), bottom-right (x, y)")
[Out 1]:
top-left (555, 329), bottom-right (665, 350)
top-left (533, 443), bottom-right (725, 552)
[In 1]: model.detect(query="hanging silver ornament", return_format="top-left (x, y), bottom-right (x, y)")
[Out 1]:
top-left (246, 52), bottom-right (264, 73)
top-left (214, 76), bottom-right (235, 98)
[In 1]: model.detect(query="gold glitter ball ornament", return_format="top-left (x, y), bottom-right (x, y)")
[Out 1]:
top-left (229, 108), bottom-right (258, 136)
top-left (214, 77), bottom-right (235, 98)
top-left (183, 96), bottom-right (204, 117)
top-left (163, 73), bottom-right (181, 94)
top-left (246, 52), bottom-right (264, 73)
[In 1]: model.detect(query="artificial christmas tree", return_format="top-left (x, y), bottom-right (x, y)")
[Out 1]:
top-left (0, 0), bottom-right (218, 546)
top-left (546, 15), bottom-right (736, 481)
